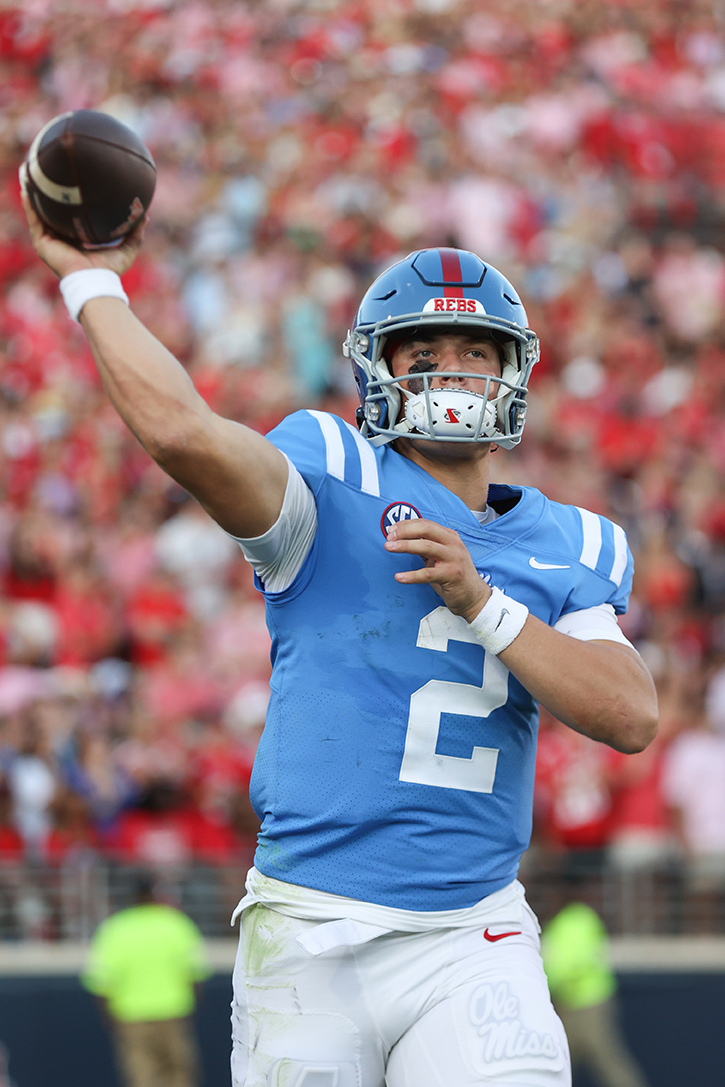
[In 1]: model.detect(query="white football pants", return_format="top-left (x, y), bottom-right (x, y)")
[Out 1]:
top-left (231, 901), bottom-right (571, 1087)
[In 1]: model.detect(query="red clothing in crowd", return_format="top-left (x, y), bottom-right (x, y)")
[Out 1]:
top-left (0, 823), bottom-right (23, 861)
top-left (109, 804), bottom-right (247, 867)
top-left (535, 719), bottom-right (620, 850)
top-left (125, 576), bottom-right (188, 665)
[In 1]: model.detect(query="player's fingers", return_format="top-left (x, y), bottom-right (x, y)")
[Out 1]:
top-left (96, 214), bottom-right (147, 276)
top-left (19, 187), bottom-right (45, 241)
top-left (386, 518), bottom-right (457, 544)
top-left (394, 562), bottom-right (461, 585)
top-left (393, 554), bottom-right (474, 589)
top-left (385, 535), bottom-right (454, 561)
top-left (124, 213), bottom-right (149, 250)
top-left (385, 522), bottom-right (469, 560)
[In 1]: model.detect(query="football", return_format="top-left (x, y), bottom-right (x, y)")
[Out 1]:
top-left (21, 109), bottom-right (156, 249)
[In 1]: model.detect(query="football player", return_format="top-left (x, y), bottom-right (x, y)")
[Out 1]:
top-left (22, 193), bottom-right (657, 1087)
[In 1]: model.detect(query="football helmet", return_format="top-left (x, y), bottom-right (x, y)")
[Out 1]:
top-left (343, 247), bottom-right (539, 448)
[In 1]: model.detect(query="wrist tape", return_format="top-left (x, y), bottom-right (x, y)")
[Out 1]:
top-left (60, 269), bottom-right (129, 322)
top-left (468, 585), bottom-right (529, 655)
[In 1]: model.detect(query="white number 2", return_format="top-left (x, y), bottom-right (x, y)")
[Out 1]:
top-left (399, 606), bottom-right (509, 793)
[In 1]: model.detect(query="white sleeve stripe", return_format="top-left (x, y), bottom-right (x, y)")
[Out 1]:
top-left (576, 507), bottom-right (602, 570)
top-left (553, 603), bottom-right (635, 649)
top-left (308, 410), bottom-right (345, 481)
top-left (562, 626), bottom-right (634, 647)
top-left (609, 522), bottom-right (628, 586)
top-left (560, 630), bottom-right (634, 643)
top-left (343, 420), bottom-right (380, 497)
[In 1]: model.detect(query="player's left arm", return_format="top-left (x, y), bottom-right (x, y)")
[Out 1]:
top-left (495, 625), bottom-right (656, 754)
top-left (385, 519), bottom-right (658, 754)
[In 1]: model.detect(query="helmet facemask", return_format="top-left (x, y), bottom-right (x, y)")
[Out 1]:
top-left (345, 311), bottom-right (539, 449)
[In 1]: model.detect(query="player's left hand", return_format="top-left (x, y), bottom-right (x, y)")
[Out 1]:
top-left (385, 519), bottom-right (491, 622)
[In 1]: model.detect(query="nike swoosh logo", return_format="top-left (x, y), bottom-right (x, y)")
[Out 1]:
top-left (483, 928), bottom-right (521, 942)
top-left (529, 557), bottom-right (570, 570)
top-left (494, 608), bottom-right (509, 632)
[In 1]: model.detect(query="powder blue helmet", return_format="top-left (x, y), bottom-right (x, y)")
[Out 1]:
top-left (343, 247), bottom-right (539, 448)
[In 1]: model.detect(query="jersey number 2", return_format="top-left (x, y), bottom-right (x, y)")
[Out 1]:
top-left (399, 606), bottom-right (509, 793)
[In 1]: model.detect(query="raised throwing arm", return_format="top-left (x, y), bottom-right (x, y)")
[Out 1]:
top-left (21, 193), bottom-right (288, 540)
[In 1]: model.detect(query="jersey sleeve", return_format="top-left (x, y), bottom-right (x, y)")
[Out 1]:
top-left (240, 409), bottom-right (379, 594)
top-left (229, 455), bottom-right (317, 593)
top-left (554, 505), bottom-right (634, 618)
top-left (264, 410), bottom-right (336, 495)
top-left (577, 506), bottom-right (633, 613)
top-left (553, 603), bottom-right (634, 647)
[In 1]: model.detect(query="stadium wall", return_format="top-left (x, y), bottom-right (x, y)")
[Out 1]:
top-left (0, 940), bottom-right (724, 1086)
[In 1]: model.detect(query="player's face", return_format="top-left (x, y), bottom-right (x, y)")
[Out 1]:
top-left (389, 331), bottom-right (503, 395)
top-left (388, 331), bottom-right (504, 465)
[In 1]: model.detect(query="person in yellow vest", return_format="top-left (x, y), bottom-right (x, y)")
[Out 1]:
top-left (541, 901), bottom-right (649, 1087)
top-left (82, 877), bottom-right (212, 1087)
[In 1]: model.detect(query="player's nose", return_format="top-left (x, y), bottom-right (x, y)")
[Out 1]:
top-left (432, 348), bottom-right (467, 386)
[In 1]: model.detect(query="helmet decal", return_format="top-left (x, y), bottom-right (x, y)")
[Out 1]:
top-left (380, 502), bottom-right (422, 537)
top-left (411, 247), bottom-right (486, 289)
top-left (422, 298), bottom-right (486, 314)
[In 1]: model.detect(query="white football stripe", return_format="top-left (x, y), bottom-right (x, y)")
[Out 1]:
top-left (343, 420), bottom-right (380, 496)
top-left (27, 113), bottom-right (82, 205)
top-left (609, 522), bottom-right (628, 586)
top-left (28, 158), bottom-right (82, 205)
top-left (577, 507), bottom-right (602, 570)
top-left (308, 410), bottom-right (345, 480)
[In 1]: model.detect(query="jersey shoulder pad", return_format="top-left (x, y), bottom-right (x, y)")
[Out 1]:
top-left (540, 499), bottom-right (633, 614)
top-left (266, 410), bottom-right (381, 497)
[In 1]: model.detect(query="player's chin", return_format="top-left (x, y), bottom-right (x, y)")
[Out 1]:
top-left (407, 436), bottom-right (492, 462)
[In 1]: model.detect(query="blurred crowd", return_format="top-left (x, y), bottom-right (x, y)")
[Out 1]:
top-left (2, 0), bottom-right (725, 934)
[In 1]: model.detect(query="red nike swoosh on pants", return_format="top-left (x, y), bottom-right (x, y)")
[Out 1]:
top-left (483, 928), bottom-right (521, 942)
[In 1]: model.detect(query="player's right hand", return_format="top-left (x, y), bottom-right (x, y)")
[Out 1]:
top-left (20, 182), bottom-right (146, 281)
top-left (385, 518), bottom-right (492, 622)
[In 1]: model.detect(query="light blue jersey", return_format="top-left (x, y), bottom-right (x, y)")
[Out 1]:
top-left (249, 411), bottom-right (633, 910)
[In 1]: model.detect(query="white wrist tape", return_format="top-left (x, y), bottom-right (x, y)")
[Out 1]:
top-left (468, 585), bottom-right (529, 655)
top-left (59, 269), bottom-right (129, 322)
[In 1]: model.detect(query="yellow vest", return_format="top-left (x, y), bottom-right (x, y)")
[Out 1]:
top-left (82, 904), bottom-right (212, 1022)
top-left (541, 901), bottom-right (617, 1010)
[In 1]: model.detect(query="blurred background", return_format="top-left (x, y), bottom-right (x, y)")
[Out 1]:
top-left (1, 0), bottom-right (725, 1082)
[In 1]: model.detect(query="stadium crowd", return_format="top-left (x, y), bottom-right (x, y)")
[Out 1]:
top-left (2, 0), bottom-right (725, 936)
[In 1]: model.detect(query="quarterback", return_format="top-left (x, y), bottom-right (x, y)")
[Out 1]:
top-left (22, 192), bottom-right (657, 1087)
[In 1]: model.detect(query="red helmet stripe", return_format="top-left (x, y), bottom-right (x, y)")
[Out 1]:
top-left (438, 248), bottom-right (464, 298)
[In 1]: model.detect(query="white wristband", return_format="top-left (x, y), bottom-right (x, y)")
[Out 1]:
top-left (468, 585), bottom-right (529, 655)
top-left (59, 269), bottom-right (129, 322)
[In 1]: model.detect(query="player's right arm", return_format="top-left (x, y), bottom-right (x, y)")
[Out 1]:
top-left (21, 192), bottom-right (288, 539)
top-left (386, 517), bottom-right (658, 754)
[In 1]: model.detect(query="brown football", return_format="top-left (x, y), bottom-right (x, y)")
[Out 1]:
top-left (21, 109), bottom-right (156, 249)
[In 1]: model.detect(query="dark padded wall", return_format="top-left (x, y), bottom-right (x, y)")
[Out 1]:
top-left (0, 972), bottom-right (723, 1087)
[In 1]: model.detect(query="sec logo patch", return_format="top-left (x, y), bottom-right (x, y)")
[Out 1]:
top-left (381, 502), bottom-right (421, 537)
